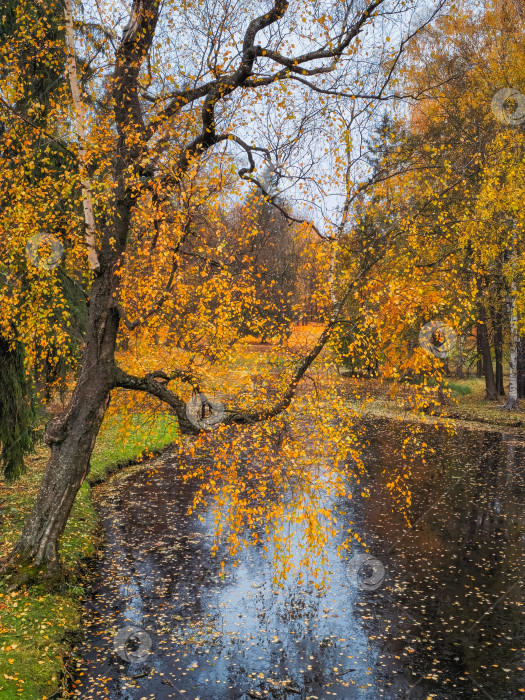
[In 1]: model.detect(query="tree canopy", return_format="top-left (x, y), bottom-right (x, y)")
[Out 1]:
top-left (1, 0), bottom-right (524, 586)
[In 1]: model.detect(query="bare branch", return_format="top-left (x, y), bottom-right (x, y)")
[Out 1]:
top-left (114, 366), bottom-right (200, 434)
top-left (252, 0), bottom-right (383, 70)
top-left (156, 0), bottom-right (387, 179)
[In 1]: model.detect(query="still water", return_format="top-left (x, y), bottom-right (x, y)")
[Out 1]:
top-left (72, 420), bottom-right (525, 699)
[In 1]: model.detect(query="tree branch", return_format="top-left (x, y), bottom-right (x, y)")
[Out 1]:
top-left (154, 0), bottom-right (387, 179)
top-left (111, 254), bottom-right (380, 436)
top-left (225, 258), bottom-right (379, 425)
top-left (113, 366), bottom-right (200, 434)
top-left (113, 0), bottom-right (161, 166)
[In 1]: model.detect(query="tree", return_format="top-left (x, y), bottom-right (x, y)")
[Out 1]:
top-left (368, 0), bottom-right (525, 404)
top-left (0, 337), bottom-right (35, 481)
top-left (1, 0), bottom-right (441, 579)
top-left (0, 0), bottom-right (96, 484)
top-left (0, 0), bottom-right (69, 475)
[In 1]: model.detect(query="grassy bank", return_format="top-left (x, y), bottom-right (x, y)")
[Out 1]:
top-left (442, 376), bottom-right (524, 427)
top-left (343, 375), bottom-right (524, 433)
top-left (0, 411), bottom-right (178, 699)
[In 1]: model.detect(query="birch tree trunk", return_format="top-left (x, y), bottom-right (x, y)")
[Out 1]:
top-left (503, 279), bottom-right (519, 410)
top-left (64, 0), bottom-right (100, 271)
top-left (502, 227), bottom-right (520, 411)
top-left (518, 335), bottom-right (525, 399)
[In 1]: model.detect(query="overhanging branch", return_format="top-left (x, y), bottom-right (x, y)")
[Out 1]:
top-left (225, 258), bottom-right (379, 425)
top-left (113, 366), bottom-right (200, 434)
top-left (112, 258), bottom-right (379, 434)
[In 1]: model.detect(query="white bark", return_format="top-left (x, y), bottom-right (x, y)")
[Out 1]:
top-left (504, 279), bottom-right (519, 409)
top-left (503, 226), bottom-right (520, 410)
top-left (328, 246), bottom-right (337, 307)
top-left (64, 0), bottom-right (100, 271)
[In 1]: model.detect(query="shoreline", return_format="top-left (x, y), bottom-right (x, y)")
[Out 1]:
top-left (340, 374), bottom-right (525, 438)
top-left (0, 412), bottom-right (179, 699)
top-left (1, 382), bottom-right (523, 698)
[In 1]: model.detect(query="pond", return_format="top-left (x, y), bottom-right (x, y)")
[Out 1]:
top-left (71, 419), bottom-right (525, 699)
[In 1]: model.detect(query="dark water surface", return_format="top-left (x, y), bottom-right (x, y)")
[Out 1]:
top-left (71, 420), bottom-right (525, 699)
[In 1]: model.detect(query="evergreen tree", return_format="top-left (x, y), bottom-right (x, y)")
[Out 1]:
top-left (0, 336), bottom-right (35, 480)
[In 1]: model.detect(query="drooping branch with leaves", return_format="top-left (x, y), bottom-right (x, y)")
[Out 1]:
top-left (0, 0), bottom-right (448, 579)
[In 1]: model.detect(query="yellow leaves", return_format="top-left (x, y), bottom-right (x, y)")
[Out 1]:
top-left (171, 371), bottom-right (379, 587)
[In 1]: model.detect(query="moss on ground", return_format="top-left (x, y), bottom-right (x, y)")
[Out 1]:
top-left (0, 411), bottom-right (178, 699)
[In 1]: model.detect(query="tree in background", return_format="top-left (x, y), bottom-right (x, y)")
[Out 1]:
top-left (0, 337), bottom-right (35, 481)
top-left (345, 0), bottom-right (525, 404)
top-left (0, 0), bottom-right (69, 477)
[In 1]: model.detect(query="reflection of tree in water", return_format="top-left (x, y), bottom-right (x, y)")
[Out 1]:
top-left (351, 421), bottom-right (525, 698)
top-left (180, 419), bottom-right (524, 697)
top-left (180, 395), bottom-right (368, 586)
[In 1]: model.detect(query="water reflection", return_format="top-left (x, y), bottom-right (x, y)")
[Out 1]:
top-left (73, 421), bottom-right (525, 699)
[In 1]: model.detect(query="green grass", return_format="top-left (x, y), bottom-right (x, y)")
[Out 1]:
top-left (90, 411), bottom-right (179, 483)
top-left (0, 411), bottom-right (178, 699)
top-left (443, 376), bottom-right (523, 424)
top-left (446, 381), bottom-right (473, 396)
top-left (345, 375), bottom-right (523, 431)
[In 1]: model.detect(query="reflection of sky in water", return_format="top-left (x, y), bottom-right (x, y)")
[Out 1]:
top-left (183, 557), bottom-right (373, 698)
top-left (74, 421), bottom-right (525, 699)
